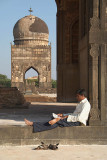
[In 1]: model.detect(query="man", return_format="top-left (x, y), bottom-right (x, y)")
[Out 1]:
top-left (24, 89), bottom-right (91, 132)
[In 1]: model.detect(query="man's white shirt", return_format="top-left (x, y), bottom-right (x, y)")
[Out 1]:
top-left (64, 98), bottom-right (91, 125)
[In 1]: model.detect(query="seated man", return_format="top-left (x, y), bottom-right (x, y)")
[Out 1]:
top-left (24, 89), bottom-right (91, 133)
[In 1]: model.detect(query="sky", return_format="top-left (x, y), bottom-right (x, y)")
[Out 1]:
top-left (0, 0), bottom-right (57, 80)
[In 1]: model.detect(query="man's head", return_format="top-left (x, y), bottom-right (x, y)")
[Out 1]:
top-left (76, 89), bottom-right (87, 102)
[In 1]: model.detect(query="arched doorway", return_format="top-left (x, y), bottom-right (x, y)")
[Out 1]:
top-left (25, 67), bottom-right (39, 94)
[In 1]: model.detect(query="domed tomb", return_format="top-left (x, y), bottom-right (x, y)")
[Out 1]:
top-left (11, 12), bottom-right (51, 93)
top-left (13, 15), bottom-right (49, 46)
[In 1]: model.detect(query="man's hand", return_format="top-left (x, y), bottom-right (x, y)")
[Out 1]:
top-left (57, 114), bottom-right (68, 119)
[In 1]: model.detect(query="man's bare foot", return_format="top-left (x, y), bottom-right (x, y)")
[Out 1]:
top-left (49, 118), bottom-right (61, 125)
top-left (24, 118), bottom-right (33, 126)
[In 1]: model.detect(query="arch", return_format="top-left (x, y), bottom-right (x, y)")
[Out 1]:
top-left (24, 66), bottom-right (39, 84)
top-left (24, 66), bottom-right (40, 93)
top-left (25, 66), bottom-right (39, 76)
top-left (70, 19), bottom-right (79, 63)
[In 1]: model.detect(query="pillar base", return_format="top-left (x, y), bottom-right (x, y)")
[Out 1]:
top-left (89, 119), bottom-right (101, 126)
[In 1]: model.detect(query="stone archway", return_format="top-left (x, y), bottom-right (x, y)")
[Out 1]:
top-left (25, 66), bottom-right (39, 80)
top-left (24, 66), bottom-right (39, 94)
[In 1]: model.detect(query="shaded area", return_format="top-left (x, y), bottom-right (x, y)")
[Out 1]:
top-left (0, 102), bottom-right (76, 125)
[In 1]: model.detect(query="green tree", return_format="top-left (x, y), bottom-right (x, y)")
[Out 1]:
top-left (52, 79), bottom-right (57, 88)
top-left (0, 74), bottom-right (7, 79)
top-left (0, 74), bottom-right (11, 87)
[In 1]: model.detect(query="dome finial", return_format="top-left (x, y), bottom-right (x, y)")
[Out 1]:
top-left (28, 7), bottom-right (33, 15)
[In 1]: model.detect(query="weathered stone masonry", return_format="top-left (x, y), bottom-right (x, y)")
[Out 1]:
top-left (0, 88), bottom-right (26, 108)
top-left (55, 0), bottom-right (107, 126)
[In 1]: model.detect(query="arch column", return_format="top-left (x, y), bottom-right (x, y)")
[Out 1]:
top-left (89, 44), bottom-right (100, 125)
top-left (89, 0), bottom-right (101, 125)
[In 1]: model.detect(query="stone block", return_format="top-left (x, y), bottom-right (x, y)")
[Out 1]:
top-left (0, 126), bottom-right (107, 145)
top-left (0, 87), bottom-right (29, 108)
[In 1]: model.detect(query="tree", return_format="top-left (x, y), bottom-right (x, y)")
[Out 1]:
top-left (0, 74), bottom-right (11, 87)
top-left (0, 74), bottom-right (7, 79)
top-left (52, 79), bottom-right (57, 88)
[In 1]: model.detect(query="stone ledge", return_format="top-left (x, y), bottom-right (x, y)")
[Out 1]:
top-left (0, 126), bottom-right (107, 145)
top-left (24, 95), bottom-right (56, 102)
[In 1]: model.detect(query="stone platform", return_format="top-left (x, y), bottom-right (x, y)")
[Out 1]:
top-left (0, 125), bottom-right (107, 146)
top-left (0, 102), bottom-right (107, 146)
top-left (24, 95), bottom-right (56, 103)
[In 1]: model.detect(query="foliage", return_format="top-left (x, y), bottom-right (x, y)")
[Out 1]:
top-left (0, 74), bottom-right (8, 79)
top-left (52, 79), bottom-right (57, 88)
top-left (0, 74), bottom-right (11, 87)
top-left (26, 79), bottom-right (39, 87)
top-left (35, 79), bottom-right (39, 87)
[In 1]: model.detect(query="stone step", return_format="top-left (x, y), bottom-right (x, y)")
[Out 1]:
top-left (0, 125), bottom-right (107, 146)
top-left (25, 90), bottom-right (32, 95)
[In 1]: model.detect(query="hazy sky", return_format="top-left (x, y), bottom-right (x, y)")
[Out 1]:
top-left (0, 0), bottom-right (57, 80)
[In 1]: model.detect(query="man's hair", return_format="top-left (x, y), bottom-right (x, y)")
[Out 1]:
top-left (76, 89), bottom-right (87, 97)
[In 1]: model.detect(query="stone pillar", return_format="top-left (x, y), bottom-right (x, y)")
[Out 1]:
top-left (89, 0), bottom-right (101, 125)
top-left (100, 44), bottom-right (106, 125)
top-left (55, 0), bottom-right (66, 101)
top-left (100, 0), bottom-right (107, 125)
top-left (89, 44), bottom-right (100, 125)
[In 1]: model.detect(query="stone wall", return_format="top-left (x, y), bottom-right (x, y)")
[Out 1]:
top-left (11, 44), bottom-right (51, 92)
top-left (24, 82), bottom-right (56, 94)
top-left (0, 87), bottom-right (27, 108)
top-left (37, 88), bottom-right (56, 94)
top-left (0, 125), bottom-right (107, 145)
top-left (79, 0), bottom-right (93, 97)
top-left (24, 95), bottom-right (56, 103)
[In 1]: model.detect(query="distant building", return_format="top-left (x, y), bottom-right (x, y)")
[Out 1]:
top-left (27, 76), bottom-right (38, 80)
top-left (11, 9), bottom-right (51, 93)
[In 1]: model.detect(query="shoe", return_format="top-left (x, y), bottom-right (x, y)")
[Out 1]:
top-left (52, 113), bottom-right (59, 118)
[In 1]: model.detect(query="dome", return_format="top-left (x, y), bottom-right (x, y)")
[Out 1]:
top-left (13, 15), bottom-right (49, 45)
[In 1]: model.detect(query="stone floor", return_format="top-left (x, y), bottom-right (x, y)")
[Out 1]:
top-left (0, 102), bottom-right (76, 126)
top-left (0, 145), bottom-right (107, 160)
